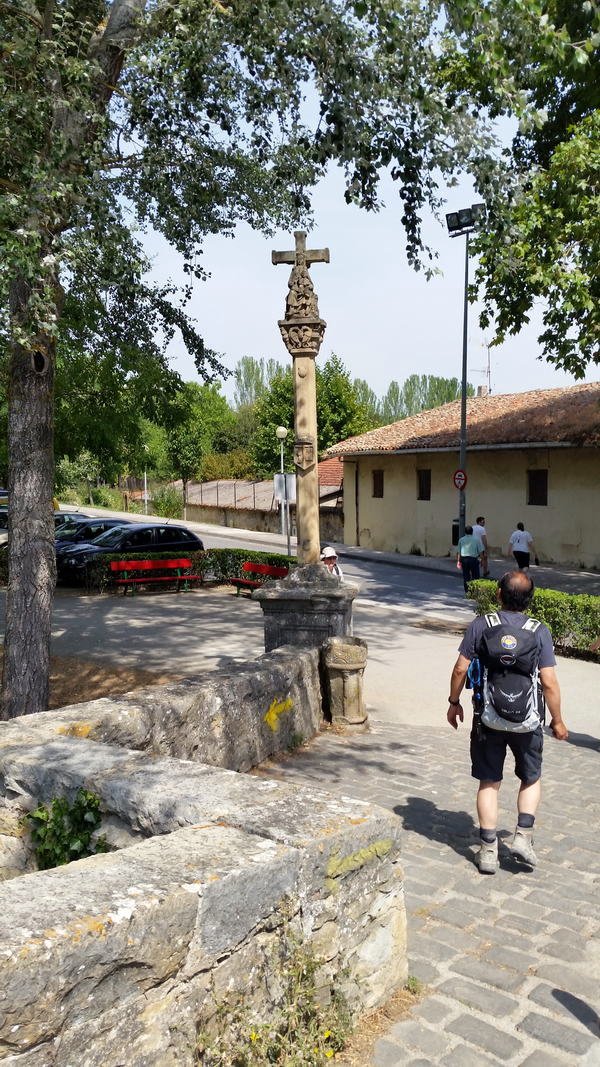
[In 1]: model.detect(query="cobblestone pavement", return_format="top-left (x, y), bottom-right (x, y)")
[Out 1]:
top-left (258, 721), bottom-right (600, 1066)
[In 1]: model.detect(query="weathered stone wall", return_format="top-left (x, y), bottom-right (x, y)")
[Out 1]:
top-left (0, 725), bottom-right (407, 1066)
top-left (0, 646), bottom-right (323, 774)
top-left (185, 502), bottom-right (344, 542)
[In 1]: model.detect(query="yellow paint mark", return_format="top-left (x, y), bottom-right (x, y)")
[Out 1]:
top-left (56, 721), bottom-right (94, 738)
top-left (264, 696), bottom-right (293, 732)
top-left (68, 914), bottom-right (113, 944)
top-left (326, 839), bottom-right (394, 882)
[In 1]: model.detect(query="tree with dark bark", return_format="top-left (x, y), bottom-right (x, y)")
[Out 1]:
top-left (0, 0), bottom-right (590, 715)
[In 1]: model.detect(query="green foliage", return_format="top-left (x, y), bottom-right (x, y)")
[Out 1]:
top-left (151, 486), bottom-right (184, 519)
top-left (381, 375), bottom-right (474, 423)
top-left (89, 486), bottom-right (124, 510)
top-left (468, 580), bottom-right (600, 654)
top-left (59, 487), bottom-right (86, 506)
top-left (83, 547), bottom-right (294, 592)
top-left (251, 355), bottom-right (374, 474)
top-left (317, 354), bottom-right (373, 452)
top-left (353, 378), bottom-right (383, 427)
top-left (27, 789), bottom-right (108, 870)
top-left (199, 548), bottom-right (295, 583)
top-left (476, 111), bottom-right (600, 377)
top-left (196, 912), bottom-right (351, 1065)
top-left (55, 451), bottom-right (100, 497)
top-left (233, 357), bottom-right (283, 409)
top-left (405, 975), bottom-right (423, 996)
top-left (447, 1), bottom-right (600, 371)
top-left (199, 450), bottom-right (255, 481)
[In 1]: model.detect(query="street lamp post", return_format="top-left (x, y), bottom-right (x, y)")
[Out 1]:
top-left (275, 426), bottom-right (291, 555)
top-left (445, 203), bottom-right (485, 541)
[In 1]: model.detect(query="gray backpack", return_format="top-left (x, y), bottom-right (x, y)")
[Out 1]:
top-left (479, 612), bottom-right (544, 733)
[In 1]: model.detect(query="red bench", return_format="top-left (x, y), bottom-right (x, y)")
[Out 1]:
top-left (109, 558), bottom-right (202, 595)
top-left (230, 561), bottom-right (288, 595)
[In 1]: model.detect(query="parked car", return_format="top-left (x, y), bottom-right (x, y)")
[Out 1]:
top-left (55, 517), bottom-right (131, 555)
top-left (57, 522), bottom-right (205, 582)
top-left (54, 511), bottom-right (89, 532)
top-left (0, 508), bottom-right (82, 548)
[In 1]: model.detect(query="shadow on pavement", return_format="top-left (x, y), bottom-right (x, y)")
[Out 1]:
top-left (552, 990), bottom-right (600, 1037)
top-left (393, 796), bottom-right (476, 859)
top-left (565, 731), bottom-right (600, 752)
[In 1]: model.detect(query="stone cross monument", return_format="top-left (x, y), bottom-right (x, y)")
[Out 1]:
top-left (272, 231), bottom-right (329, 564)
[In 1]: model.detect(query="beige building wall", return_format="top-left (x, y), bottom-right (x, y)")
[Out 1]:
top-left (343, 448), bottom-right (600, 568)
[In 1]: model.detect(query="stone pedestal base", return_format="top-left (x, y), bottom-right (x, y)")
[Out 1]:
top-left (323, 636), bottom-right (368, 727)
top-left (253, 564), bottom-right (360, 653)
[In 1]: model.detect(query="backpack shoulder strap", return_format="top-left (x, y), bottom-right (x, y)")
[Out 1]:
top-left (484, 612), bottom-right (502, 628)
top-left (522, 617), bottom-right (541, 632)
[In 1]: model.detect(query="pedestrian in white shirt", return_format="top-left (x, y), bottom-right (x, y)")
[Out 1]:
top-left (508, 522), bottom-right (535, 570)
top-left (472, 515), bottom-right (490, 577)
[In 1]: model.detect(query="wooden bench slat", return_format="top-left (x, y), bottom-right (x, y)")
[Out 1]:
top-left (108, 557), bottom-right (201, 595)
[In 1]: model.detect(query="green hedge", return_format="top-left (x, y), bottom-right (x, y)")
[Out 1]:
top-left (468, 578), bottom-right (600, 656)
top-left (85, 548), bottom-right (296, 592)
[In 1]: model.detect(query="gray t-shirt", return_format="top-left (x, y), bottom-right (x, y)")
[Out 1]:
top-left (459, 610), bottom-right (555, 667)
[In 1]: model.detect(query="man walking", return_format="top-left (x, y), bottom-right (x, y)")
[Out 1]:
top-left (508, 522), bottom-right (535, 570)
top-left (456, 524), bottom-right (484, 594)
top-left (446, 571), bottom-right (568, 874)
top-left (473, 515), bottom-right (490, 577)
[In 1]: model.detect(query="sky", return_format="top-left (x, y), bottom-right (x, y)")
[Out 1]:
top-left (143, 166), bottom-right (598, 405)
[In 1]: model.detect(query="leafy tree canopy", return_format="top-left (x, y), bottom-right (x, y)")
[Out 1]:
top-left (443, 0), bottom-right (600, 371)
top-left (233, 357), bottom-right (283, 408)
top-left (251, 354), bottom-right (374, 474)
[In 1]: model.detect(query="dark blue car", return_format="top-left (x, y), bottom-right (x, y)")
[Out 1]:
top-left (57, 522), bottom-right (204, 582)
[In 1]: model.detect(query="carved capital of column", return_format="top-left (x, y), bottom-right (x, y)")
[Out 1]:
top-left (278, 317), bottom-right (327, 359)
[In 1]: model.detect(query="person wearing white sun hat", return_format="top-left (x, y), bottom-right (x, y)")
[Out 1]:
top-left (320, 546), bottom-right (343, 580)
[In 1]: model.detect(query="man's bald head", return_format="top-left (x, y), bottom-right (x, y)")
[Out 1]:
top-left (498, 570), bottom-right (534, 612)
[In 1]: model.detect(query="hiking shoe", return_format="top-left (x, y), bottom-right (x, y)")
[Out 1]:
top-left (475, 839), bottom-right (498, 874)
top-left (511, 829), bottom-right (537, 867)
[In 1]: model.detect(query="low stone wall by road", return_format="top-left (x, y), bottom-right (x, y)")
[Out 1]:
top-left (0, 723), bottom-right (407, 1066)
top-left (2, 645), bottom-right (323, 774)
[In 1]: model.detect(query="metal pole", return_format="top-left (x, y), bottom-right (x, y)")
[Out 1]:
top-left (144, 469), bottom-right (148, 515)
top-left (279, 441), bottom-right (285, 538)
top-left (284, 474), bottom-right (291, 557)
top-left (459, 230), bottom-right (469, 540)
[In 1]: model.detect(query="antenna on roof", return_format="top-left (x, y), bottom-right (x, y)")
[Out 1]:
top-left (468, 339), bottom-right (492, 394)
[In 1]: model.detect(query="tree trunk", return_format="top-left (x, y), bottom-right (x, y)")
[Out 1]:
top-left (183, 478), bottom-right (188, 521)
top-left (1, 277), bottom-right (57, 719)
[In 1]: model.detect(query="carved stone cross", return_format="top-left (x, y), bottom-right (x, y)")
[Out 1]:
top-left (272, 231), bottom-right (330, 565)
top-left (271, 230), bottom-right (330, 272)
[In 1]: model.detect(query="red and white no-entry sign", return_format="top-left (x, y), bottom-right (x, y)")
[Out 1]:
top-left (453, 469), bottom-right (467, 490)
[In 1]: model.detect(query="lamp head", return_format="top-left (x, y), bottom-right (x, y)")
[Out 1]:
top-left (275, 426), bottom-right (288, 441)
top-left (445, 202), bottom-right (486, 236)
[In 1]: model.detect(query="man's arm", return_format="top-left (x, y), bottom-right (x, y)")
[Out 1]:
top-left (447, 654), bottom-right (471, 729)
top-left (539, 666), bottom-right (568, 740)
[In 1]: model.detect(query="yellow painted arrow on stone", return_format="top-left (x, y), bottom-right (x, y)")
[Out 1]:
top-left (264, 696), bottom-right (293, 731)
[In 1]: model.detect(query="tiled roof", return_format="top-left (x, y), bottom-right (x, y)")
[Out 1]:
top-left (326, 383), bottom-right (600, 455)
top-left (318, 456), bottom-right (343, 487)
top-left (183, 476), bottom-right (341, 512)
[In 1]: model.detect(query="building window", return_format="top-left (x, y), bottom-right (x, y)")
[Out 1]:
top-left (417, 469), bottom-right (431, 501)
top-left (527, 469), bottom-right (548, 506)
top-left (372, 470), bottom-right (384, 498)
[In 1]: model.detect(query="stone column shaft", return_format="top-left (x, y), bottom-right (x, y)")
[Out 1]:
top-left (294, 354), bottom-right (320, 564)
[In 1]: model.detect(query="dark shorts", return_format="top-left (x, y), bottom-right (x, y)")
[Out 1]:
top-left (513, 551), bottom-right (530, 569)
top-left (470, 721), bottom-right (543, 785)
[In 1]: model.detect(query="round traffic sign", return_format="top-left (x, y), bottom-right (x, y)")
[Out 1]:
top-left (453, 469), bottom-right (467, 490)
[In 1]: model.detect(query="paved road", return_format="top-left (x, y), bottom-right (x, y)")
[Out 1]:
top-left (258, 720), bottom-right (600, 1066)
top-left (3, 514), bottom-right (599, 1063)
